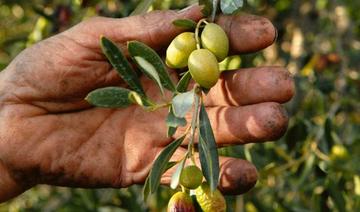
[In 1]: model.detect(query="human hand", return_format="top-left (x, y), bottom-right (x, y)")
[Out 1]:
top-left (0, 5), bottom-right (294, 202)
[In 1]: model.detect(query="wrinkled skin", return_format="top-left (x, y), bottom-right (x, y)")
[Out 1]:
top-left (0, 5), bottom-right (294, 202)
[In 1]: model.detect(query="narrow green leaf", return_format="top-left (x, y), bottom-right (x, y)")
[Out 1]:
top-left (211, 0), bottom-right (220, 22)
top-left (167, 127), bottom-right (177, 137)
top-left (176, 71), bottom-right (192, 93)
top-left (148, 136), bottom-right (185, 194)
top-left (199, 0), bottom-right (213, 16)
top-left (134, 56), bottom-right (164, 95)
top-left (165, 161), bottom-right (178, 171)
top-left (128, 41), bottom-right (176, 92)
top-left (143, 161), bottom-right (177, 201)
top-left (172, 90), bottom-right (195, 118)
top-left (100, 37), bottom-right (145, 97)
top-left (170, 158), bottom-right (186, 189)
top-left (199, 103), bottom-right (219, 192)
top-left (86, 87), bottom-right (132, 108)
top-left (128, 91), bottom-right (145, 106)
top-left (130, 0), bottom-right (155, 16)
top-left (220, 0), bottom-right (244, 15)
top-left (143, 175), bottom-right (150, 201)
top-left (172, 19), bottom-right (197, 30)
top-left (166, 107), bottom-right (187, 128)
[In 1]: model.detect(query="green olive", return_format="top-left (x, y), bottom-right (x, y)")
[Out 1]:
top-left (188, 49), bottom-right (220, 89)
top-left (180, 165), bottom-right (203, 189)
top-left (166, 32), bottom-right (197, 68)
top-left (219, 55), bottom-right (242, 72)
top-left (201, 23), bottom-right (229, 61)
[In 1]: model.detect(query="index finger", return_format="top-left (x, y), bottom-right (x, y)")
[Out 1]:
top-left (65, 5), bottom-right (276, 54)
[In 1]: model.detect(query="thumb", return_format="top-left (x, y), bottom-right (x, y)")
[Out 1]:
top-left (65, 5), bottom-right (203, 51)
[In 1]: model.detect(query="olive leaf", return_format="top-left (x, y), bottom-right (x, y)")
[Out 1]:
top-left (143, 161), bottom-right (177, 200)
top-left (146, 135), bottom-right (186, 197)
top-left (220, 0), bottom-right (244, 15)
top-left (100, 37), bottom-right (146, 97)
top-left (211, 0), bottom-right (220, 22)
top-left (166, 107), bottom-right (187, 128)
top-left (134, 56), bottom-right (165, 95)
top-left (165, 161), bottom-right (178, 170)
top-left (143, 176), bottom-right (150, 201)
top-left (172, 19), bottom-right (197, 30)
top-left (167, 126), bottom-right (177, 138)
top-left (170, 158), bottom-right (186, 189)
top-left (176, 71), bottom-right (192, 93)
top-left (199, 102), bottom-right (220, 192)
top-left (130, 0), bottom-right (155, 16)
top-left (85, 87), bottom-right (133, 108)
top-left (128, 91), bottom-right (145, 106)
top-left (172, 90), bottom-right (195, 118)
top-left (128, 41), bottom-right (176, 92)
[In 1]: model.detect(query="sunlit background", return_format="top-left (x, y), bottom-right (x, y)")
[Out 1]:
top-left (0, 0), bottom-right (359, 211)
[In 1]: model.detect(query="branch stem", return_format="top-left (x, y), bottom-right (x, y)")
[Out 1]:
top-left (195, 18), bottom-right (207, 49)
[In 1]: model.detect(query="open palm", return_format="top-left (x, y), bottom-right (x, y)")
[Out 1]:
top-left (0, 5), bottom-right (294, 202)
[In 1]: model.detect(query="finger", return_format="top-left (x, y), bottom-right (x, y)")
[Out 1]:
top-left (216, 13), bottom-right (277, 53)
top-left (204, 66), bottom-right (295, 106)
top-left (160, 147), bottom-right (258, 195)
top-left (64, 5), bottom-right (203, 51)
top-left (175, 102), bottom-right (289, 145)
top-left (66, 6), bottom-right (276, 54)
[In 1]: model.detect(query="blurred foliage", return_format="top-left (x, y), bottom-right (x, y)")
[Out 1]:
top-left (0, 0), bottom-right (359, 211)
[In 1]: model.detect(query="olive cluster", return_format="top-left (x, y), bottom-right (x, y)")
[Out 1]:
top-left (166, 23), bottom-right (229, 89)
top-left (167, 165), bottom-right (226, 211)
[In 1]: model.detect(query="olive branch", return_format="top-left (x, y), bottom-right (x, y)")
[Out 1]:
top-left (85, 0), bottom-right (244, 207)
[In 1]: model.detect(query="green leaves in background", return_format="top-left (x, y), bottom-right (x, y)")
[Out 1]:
top-left (128, 41), bottom-right (176, 92)
top-left (100, 37), bottom-right (146, 97)
top-left (172, 90), bottom-right (195, 118)
top-left (172, 19), bottom-right (197, 30)
top-left (85, 87), bottom-right (133, 108)
top-left (144, 136), bottom-right (186, 200)
top-left (176, 71), bottom-right (192, 93)
top-left (130, 0), bottom-right (155, 16)
top-left (199, 103), bottom-right (219, 192)
top-left (220, 0), bottom-right (244, 14)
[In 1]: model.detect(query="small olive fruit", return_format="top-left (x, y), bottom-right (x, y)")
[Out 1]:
top-left (195, 182), bottom-right (226, 212)
top-left (167, 191), bottom-right (195, 212)
top-left (188, 49), bottom-right (220, 89)
top-left (330, 145), bottom-right (349, 161)
top-left (180, 165), bottom-right (203, 189)
top-left (219, 55), bottom-right (242, 71)
top-left (166, 32), bottom-right (197, 68)
top-left (201, 23), bottom-right (229, 61)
